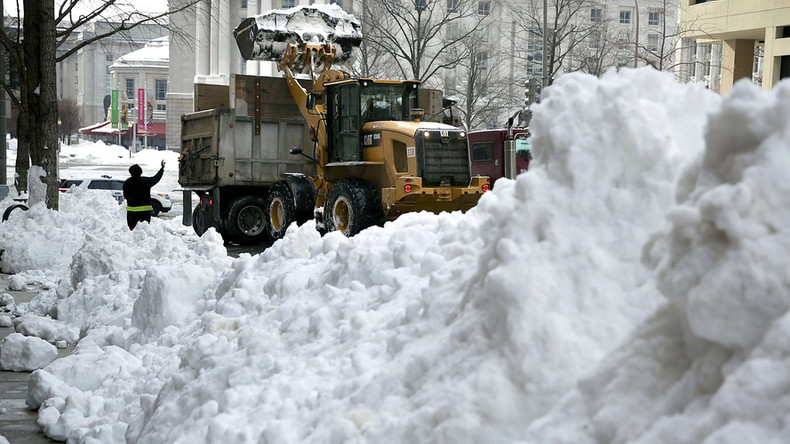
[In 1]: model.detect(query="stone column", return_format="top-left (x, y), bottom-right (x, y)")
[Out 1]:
top-left (720, 39), bottom-right (754, 94)
top-left (709, 43), bottom-right (722, 93)
top-left (218, 0), bottom-right (231, 78)
top-left (196, 0), bottom-right (211, 77)
top-left (210, 0), bottom-right (221, 75)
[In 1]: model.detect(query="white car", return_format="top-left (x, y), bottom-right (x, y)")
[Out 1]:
top-left (59, 176), bottom-right (172, 216)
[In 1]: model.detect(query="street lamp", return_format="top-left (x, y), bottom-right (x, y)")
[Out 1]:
top-left (634, 0), bottom-right (639, 68)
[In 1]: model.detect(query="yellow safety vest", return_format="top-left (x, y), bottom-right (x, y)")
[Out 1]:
top-left (127, 205), bottom-right (153, 212)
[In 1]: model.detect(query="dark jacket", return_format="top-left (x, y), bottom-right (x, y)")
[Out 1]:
top-left (123, 167), bottom-right (164, 208)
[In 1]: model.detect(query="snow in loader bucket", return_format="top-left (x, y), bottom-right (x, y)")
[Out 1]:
top-left (233, 4), bottom-right (362, 64)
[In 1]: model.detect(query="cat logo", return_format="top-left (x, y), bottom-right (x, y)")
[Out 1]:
top-left (441, 130), bottom-right (449, 138)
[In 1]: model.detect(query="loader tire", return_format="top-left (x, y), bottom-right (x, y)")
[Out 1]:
top-left (224, 195), bottom-right (270, 245)
top-left (324, 179), bottom-right (382, 237)
top-left (265, 182), bottom-right (296, 240)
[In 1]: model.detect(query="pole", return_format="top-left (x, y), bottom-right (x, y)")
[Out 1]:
top-left (542, 0), bottom-right (548, 90)
top-left (634, 0), bottom-right (639, 68)
top-left (144, 81), bottom-right (148, 150)
top-left (0, 47), bottom-right (6, 186)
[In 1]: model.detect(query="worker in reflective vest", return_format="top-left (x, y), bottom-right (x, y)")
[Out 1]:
top-left (123, 160), bottom-right (165, 230)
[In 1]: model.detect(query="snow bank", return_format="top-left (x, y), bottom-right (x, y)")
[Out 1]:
top-left (523, 79), bottom-right (790, 442)
top-left (5, 69), bottom-right (789, 443)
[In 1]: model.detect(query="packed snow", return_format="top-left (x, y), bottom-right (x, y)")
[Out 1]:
top-left (1, 68), bottom-right (789, 443)
top-left (0, 333), bottom-right (57, 372)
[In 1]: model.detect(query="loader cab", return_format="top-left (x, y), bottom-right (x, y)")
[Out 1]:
top-left (325, 79), bottom-right (420, 162)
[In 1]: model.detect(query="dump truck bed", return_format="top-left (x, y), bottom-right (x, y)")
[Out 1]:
top-left (179, 108), bottom-right (314, 188)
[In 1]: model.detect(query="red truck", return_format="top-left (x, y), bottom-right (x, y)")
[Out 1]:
top-left (468, 122), bottom-right (531, 187)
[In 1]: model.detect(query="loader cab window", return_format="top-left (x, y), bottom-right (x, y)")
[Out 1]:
top-left (360, 82), bottom-right (418, 124)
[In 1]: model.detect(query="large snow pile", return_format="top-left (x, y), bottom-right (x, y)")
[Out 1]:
top-left (1, 68), bottom-right (788, 443)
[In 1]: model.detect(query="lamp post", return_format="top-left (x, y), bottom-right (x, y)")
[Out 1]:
top-left (542, 0), bottom-right (548, 89)
top-left (634, 0), bottom-right (639, 68)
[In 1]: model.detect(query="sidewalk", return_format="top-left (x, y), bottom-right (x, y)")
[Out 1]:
top-left (0, 273), bottom-right (69, 444)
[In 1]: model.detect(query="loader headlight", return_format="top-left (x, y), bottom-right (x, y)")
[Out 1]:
top-left (423, 131), bottom-right (431, 139)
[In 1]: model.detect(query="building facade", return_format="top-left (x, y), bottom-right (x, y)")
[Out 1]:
top-left (110, 37), bottom-right (170, 149)
top-left (679, 0), bottom-right (790, 94)
top-left (57, 21), bottom-right (168, 129)
top-left (166, 0), bottom-right (341, 150)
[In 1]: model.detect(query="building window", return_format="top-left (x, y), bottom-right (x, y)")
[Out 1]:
top-left (589, 31), bottom-right (601, 49)
top-left (618, 32), bottom-right (630, 48)
top-left (241, 0), bottom-right (247, 8)
top-left (157, 104), bottom-right (167, 111)
top-left (155, 79), bottom-right (167, 101)
top-left (106, 65), bottom-right (111, 75)
top-left (476, 51), bottom-right (489, 78)
top-left (590, 8), bottom-right (602, 22)
top-left (478, 26), bottom-right (489, 43)
top-left (330, 0), bottom-right (342, 6)
top-left (527, 28), bottom-right (541, 52)
top-left (105, 53), bottom-right (114, 62)
top-left (446, 22), bottom-right (459, 41)
top-left (619, 10), bottom-right (631, 24)
top-left (282, 0), bottom-right (295, 8)
top-left (647, 34), bottom-right (659, 51)
top-left (648, 12), bottom-right (661, 26)
top-left (447, 0), bottom-right (459, 12)
top-left (478, 1), bottom-right (490, 15)
top-left (125, 79), bottom-right (134, 100)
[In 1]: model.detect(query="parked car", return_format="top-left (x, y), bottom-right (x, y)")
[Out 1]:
top-left (58, 176), bottom-right (172, 216)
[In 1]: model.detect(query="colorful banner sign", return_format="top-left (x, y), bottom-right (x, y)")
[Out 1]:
top-left (111, 90), bottom-right (119, 129)
top-left (138, 88), bottom-right (146, 128)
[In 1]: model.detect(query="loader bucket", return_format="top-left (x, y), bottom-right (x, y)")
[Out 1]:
top-left (234, 4), bottom-right (362, 64)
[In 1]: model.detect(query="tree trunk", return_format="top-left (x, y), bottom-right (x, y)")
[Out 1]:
top-left (22, 0), bottom-right (59, 209)
top-left (13, 110), bottom-right (29, 193)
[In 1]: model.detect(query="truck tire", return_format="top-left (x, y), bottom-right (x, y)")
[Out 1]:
top-left (224, 195), bottom-right (270, 245)
top-left (192, 205), bottom-right (209, 236)
top-left (323, 179), bottom-right (382, 237)
top-left (265, 182), bottom-right (296, 240)
top-left (150, 199), bottom-right (162, 217)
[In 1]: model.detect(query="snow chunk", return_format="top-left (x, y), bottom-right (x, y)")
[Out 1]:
top-left (0, 333), bottom-right (58, 371)
top-left (7, 274), bottom-right (26, 291)
top-left (14, 314), bottom-right (79, 345)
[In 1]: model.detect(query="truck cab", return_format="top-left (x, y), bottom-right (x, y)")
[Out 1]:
top-left (468, 128), bottom-right (531, 186)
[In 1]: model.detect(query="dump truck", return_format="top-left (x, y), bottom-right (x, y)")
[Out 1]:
top-left (179, 5), bottom-right (489, 243)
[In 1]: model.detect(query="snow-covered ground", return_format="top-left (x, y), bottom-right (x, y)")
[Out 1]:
top-left (1, 68), bottom-right (789, 443)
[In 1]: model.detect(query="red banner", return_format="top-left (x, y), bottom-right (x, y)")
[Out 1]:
top-left (137, 88), bottom-right (146, 129)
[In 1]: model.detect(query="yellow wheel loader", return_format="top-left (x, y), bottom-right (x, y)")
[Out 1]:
top-left (179, 5), bottom-right (488, 243)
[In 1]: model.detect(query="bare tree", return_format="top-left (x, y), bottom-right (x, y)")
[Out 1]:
top-left (360, 0), bottom-right (490, 84)
top-left (448, 33), bottom-right (510, 130)
top-left (57, 99), bottom-right (81, 144)
top-left (0, 0), bottom-right (197, 209)
top-left (509, 0), bottom-right (596, 86)
top-left (638, 0), bottom-right (706, 73)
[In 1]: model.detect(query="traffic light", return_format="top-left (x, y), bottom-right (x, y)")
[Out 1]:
top-left (524, 78), bottom-right (539, 106)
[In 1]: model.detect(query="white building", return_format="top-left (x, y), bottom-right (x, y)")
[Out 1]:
top-left (166, 0), bottom-right (343, 150)
top-left (111, 36), bottom-right (170, 149)
top-left (56, 21), bottom-right (168, 129)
